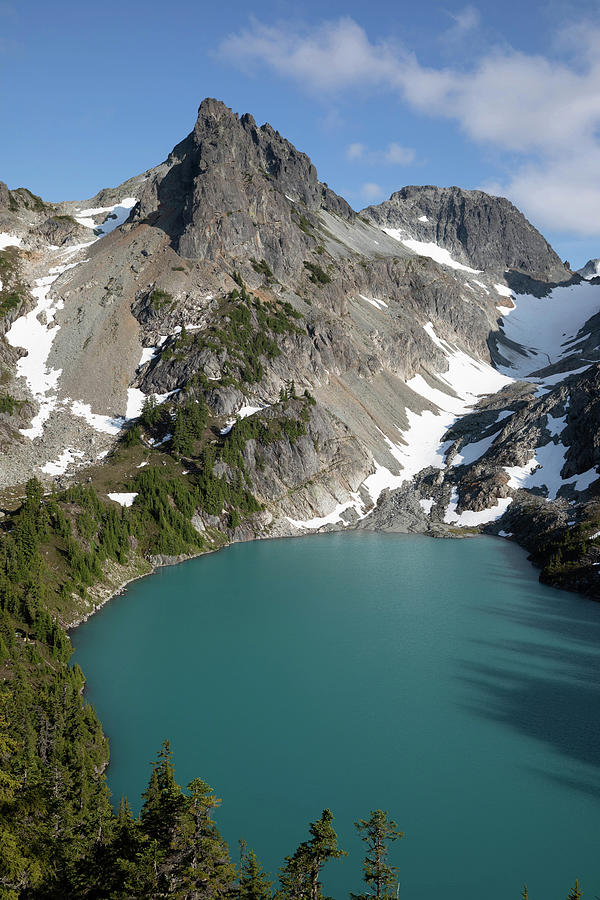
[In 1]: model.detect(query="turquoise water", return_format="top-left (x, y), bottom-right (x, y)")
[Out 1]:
top-left (72, 533), bottom-right (600, 898)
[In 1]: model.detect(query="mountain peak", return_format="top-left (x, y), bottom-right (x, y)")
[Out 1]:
top-left (362, 184), bottom-right (571, 282)
top-left (132, 98), bottom-right (354, 271)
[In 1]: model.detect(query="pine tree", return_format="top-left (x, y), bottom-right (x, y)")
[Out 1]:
top-left (239, 849), bottom-right (273, 900)
top-left (521, 886), bottom-right (529, 899)
top-left (352, 809), bottom-right (403, 900)
top-left (279, 808), bottom-right (346, 900)
top-left (567, 880), bottom-right (582, 900)
top-left (174, 776), bottom-right (236, 898)
top-left (140, 740), bottom-right (186, 851)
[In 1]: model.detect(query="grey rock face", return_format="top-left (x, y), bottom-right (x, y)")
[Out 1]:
top-left (362, 185), bottom-right (571, 282)
top-left (0, 181), bottom-right (10, 209)
top-left (130, 98), bottom-right (354, 280)
top-left (32, 215), bottom-right (91, 247)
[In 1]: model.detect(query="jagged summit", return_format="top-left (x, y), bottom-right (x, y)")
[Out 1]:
top-left (362, 184), bottom-right (571, 282)
top-left (129, 97), bottom-right (353, 275)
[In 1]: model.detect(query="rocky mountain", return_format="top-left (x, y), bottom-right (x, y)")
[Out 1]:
top-left (578, 258), bottom-right (600, 280)
top-left (1, 97), bottom-right (600, 613)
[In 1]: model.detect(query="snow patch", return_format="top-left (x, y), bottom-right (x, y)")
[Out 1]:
top-left (70, 401), bottom-right (125, 435)
top-left (220, 403), bottom-right (270, 434)
top-left (40, 448), bottom-right (84, 476)
top-left (383, 230), bottom-right (481, 273)
top-left (504, 444), bottom-right (598, 500)
top-left (472, 279), bottom-right (490, 295)
top-left (360, 322), bottom-right (512, 510)
top-left (74, 197), bottom-right (137, 233)
top-left (0, 233), bottom-right (22, 250)
top-left (546, 413), bottom-right (567, 437)
top-left (444, 488), bottom-right (512, 525)
top-left (139, 346), bottom-right (159, 367)
top-left (452, 430), bottom-right (499, 466)
top-left (126, 389), bottom-right (146, 420)
top-left (286, 496), bottom-right (362, 530)
top-left (107, 492), bottom-right (138, 507)
top-left (359, 293), bottom-right (388, 310)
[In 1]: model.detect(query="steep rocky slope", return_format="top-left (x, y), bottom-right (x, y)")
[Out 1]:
top-left (1, 98), bottom-right (599, 600)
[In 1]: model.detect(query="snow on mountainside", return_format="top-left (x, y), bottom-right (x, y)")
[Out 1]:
top-left (1, 99), bottom-right (600, 596)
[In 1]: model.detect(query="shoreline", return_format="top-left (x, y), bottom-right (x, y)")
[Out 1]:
top-left (65, 520), bottom-right (511, 632)
top-left (66, 511), bottom-right (598, 634)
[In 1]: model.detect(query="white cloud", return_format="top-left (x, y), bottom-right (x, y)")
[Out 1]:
top-left (361, 182), bottom-right (384, 201)
top-left (346, 142), bottom-right (366, 160)
top-left (443, 5), bottom-right (481, 42)
top-left (219, 17), bottom-right (600, 237)
top-left (346, 141), bottom-right (415, 165)
top-left (384, 143), bottom-right (415, 165)
top-left (218, 18), bottom-right (402, 93)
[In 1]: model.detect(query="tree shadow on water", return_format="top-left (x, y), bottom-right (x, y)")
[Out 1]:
top-left (460, 658), bottom-right (600, 768)
top-left (456, 589), bottom-right (600, 787)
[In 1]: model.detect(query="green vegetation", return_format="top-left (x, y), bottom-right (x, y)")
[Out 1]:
top-left (278, 807), bottom-right (346, 900)
top-left (0, 394), bottom-right (17, 416)
top-left (49, 214), bottom-right (78, 225)
top-left (304, 261), bottom-right (331, 285)
top-left (352, 810), bottom-right (403, 900)
top-left (172, 398), bottom-right (208, 457)
top-left (167, 283), bottom-right (303, 387)
top-left (0, 290), bottom-right (23, 317)
top-left (150, 288), bottom-right (174, 311)
top-left (294, 213), bottom-right (314, 236)
top-left (534, 518), bottom-right (600, 584)
top-left (0, 247), bottom-right (26, 318)
top-left (251, 258), bottom-right (274, 281)
top-left (8, 187), bottom-right (48, 213)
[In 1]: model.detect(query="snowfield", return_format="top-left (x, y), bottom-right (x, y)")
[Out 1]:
top-left (496, 281), bottom-right (600, 380)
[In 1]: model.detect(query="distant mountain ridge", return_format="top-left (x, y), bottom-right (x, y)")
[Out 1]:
top-left (578, 258), bottom-right (600, 280)
top-left (362, 184), bottom-right (571, 282)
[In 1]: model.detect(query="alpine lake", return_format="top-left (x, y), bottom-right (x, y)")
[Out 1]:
top-left (72, 532), bottom-right (600, 899)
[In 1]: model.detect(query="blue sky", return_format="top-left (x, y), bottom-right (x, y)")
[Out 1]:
top-left (1, 0), bottom-right (599, 266)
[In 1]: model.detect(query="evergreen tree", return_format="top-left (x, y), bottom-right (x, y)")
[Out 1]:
top-left (352, 809), bottom-right (403, 900)
top-left (279, 808), bottom-right (346, 900)
top-left (567, 880), bottom-right (582, 900)
top-left (140, 740), bottom-right (186, 851)
top-left (521, 886), bottom-right (529, 899)
top-left (239, 849), bottom-right (273, 900)
top-left (174, 776), bottom-right (236, 898)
